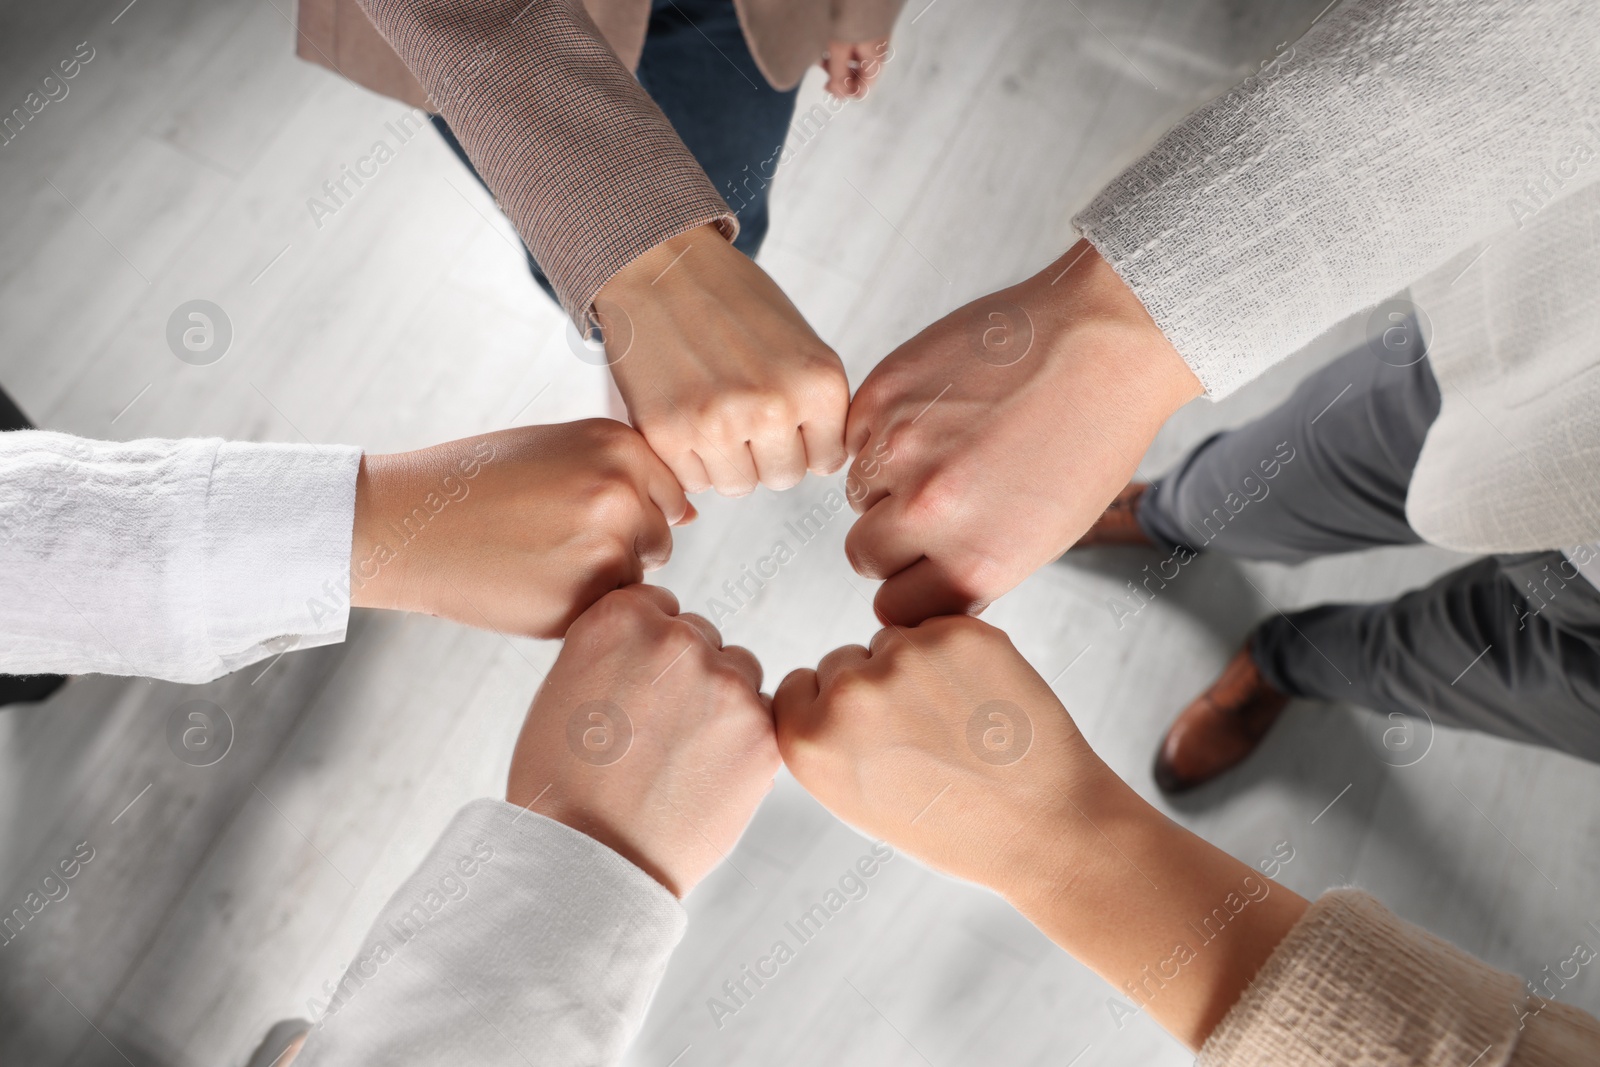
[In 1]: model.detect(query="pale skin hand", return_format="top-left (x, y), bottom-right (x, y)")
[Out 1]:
top-left (822, 38), bottom-right (891, 99)
top-left (277, 588), bottom-right (774, 1066)
top-left (349, 420), bottom-right (691, 639)
top-left (595, 223), bottom-right (850, 497)
top-left (506, 585), bottom-right (779, 897)
top-left (844, 240), bottom-right (1204, 626)
top-left (773, 616), bottom-right (1309, 1049)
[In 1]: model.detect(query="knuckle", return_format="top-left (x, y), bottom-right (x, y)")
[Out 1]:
top-left (584, 476), bottom-right (645, 528)
top-left (901, 474), bottom-right (959, 529)
top-left (801, 361), bottom-right (850, 408)
top-left (582, 417), bottom-right (637, 454)
top-left (823, 669), bottom-right (873, 711)
top-left (708, 660), bottom-right (753, 697)
top-left (583, 585), bottom-right (649, 629)
top-left (960, 554), bottom-right (1010, 600)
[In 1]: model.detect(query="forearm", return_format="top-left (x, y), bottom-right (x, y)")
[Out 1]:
top-left (354, 0), bottom-right (732, 321)
top-left (1004, 768), bottom-right (1308, 1049)
top-left (0, 431), bottom-right (358, 683)
top-left (1076, 0), bottom-right (1600, 398)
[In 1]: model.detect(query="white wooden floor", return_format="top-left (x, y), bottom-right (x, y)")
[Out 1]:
top-left (2, 1), bottom-right (1598, 1065)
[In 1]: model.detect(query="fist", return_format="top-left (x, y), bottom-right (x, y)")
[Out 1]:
top-left (843, 242), bottom-right (1201, 626)
top-left (350, 419), bottom-right (689, 639)
top-left (597, 224), bottom-right (850, 496)
top-left (508, 585), bottom-right (778, 897)
top-left (773, 615), bottom-right (1109, 895)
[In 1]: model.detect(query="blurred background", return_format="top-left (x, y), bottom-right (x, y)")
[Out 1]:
top-left (1, 0), bottom-right (1596, 1064)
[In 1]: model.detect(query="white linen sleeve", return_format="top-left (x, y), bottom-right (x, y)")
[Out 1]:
top-left (1073, 0), bottom-right (1600, 398)
top-left (0, 430), bottom-right (361, 683)
top-left (294, 799), bottom-right (687, 1067)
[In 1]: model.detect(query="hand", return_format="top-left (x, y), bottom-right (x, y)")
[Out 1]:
top-left (822, 38), bottom-right (890, 99)
top-left (773, 615), bottom-right (1108, 892)
top-left (506, 585), bottom-right (778, 897)
top-left (595, 224), bottom-right (850, 496)
top-left (773, 615), bottom-right (1307, 1049)
top-left (843, 240), bottom-right (1203, 626)
top-left (349, 420), bottom-right (690, 639)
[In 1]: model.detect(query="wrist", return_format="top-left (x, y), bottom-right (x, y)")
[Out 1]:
top-left (597, 222), bottom-right (729, 305)
top-left (348, 452), bottom-right (416, 613)
top-left (1020, 240), bottom-right (1203, 420)
top-left (997, 756), bottom-right (1158, 915)
top-left (523, 794), bottom-right (685, 899)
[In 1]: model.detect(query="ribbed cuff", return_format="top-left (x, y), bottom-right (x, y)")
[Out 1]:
top-left (1199, 889), bottom-right (1525, 1067)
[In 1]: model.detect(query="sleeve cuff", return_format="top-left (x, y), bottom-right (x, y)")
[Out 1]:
top-left (296, 799), bottom-right (686, 1067)
top-left (1199, 889), bottom-right (1527, 1067)
top-left (202, 441), bottom-right (361, 673)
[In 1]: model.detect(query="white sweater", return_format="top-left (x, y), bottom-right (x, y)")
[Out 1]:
top-left (1076, 0), bottom-right (1600, 554)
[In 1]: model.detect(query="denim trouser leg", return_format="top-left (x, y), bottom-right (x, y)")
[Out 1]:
top-left (1138, 340), bottom-right (1600, 763)
top-left (430, 0), bottom-right (799, 303)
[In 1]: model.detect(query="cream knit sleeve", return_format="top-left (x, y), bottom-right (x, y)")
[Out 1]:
top-left (1199, 890), bottom-right (1600, 1066)
top-left (1074, 0), bottom-right (1600, 398)
top-left (0, 431), bottom-right (360, 684)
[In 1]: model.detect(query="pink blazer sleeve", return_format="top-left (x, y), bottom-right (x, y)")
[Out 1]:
top-left (355, 0), bottom-right (736, 323)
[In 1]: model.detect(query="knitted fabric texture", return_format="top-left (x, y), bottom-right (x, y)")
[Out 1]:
top-left (1200, 889), bottom-right (1600, 1066)
top-left (1075, 0), bottom-right (1600, 552)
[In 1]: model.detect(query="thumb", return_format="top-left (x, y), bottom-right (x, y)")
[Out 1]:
top-left (873, 557), bottom-right (987, 629)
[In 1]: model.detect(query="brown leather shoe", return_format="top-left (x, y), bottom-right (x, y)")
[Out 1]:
top-left (1071, 482), bottom-right (1153, 550)
top-left (1153, 642), bottom-right (1290, 794)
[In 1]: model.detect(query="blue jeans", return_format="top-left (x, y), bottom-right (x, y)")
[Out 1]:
top-left (431, 0), bottom-right (799, 303)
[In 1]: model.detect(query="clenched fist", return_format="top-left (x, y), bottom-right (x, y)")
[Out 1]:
top-left (773, 614), bottom-right (1112, 892)
top-left (597, 224), bottom-right (850, 496)
top-left (773, 616), bottom-right (1310, 1049)
top-left (349, 420), bottom-right (689, 639)
top-left (507, 585), bottom-right (778, 896)
top-left (843, 241), bottom-right (1203, 625)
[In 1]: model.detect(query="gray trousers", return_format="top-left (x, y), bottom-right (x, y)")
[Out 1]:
top-left (1139, 345), bottom-right (1600, 763)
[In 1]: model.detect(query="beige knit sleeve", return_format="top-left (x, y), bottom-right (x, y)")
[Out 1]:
top-left (1199, 890), bottom-right (1600, 1067)
top-left (354, 0), bottom-right (736, 324)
